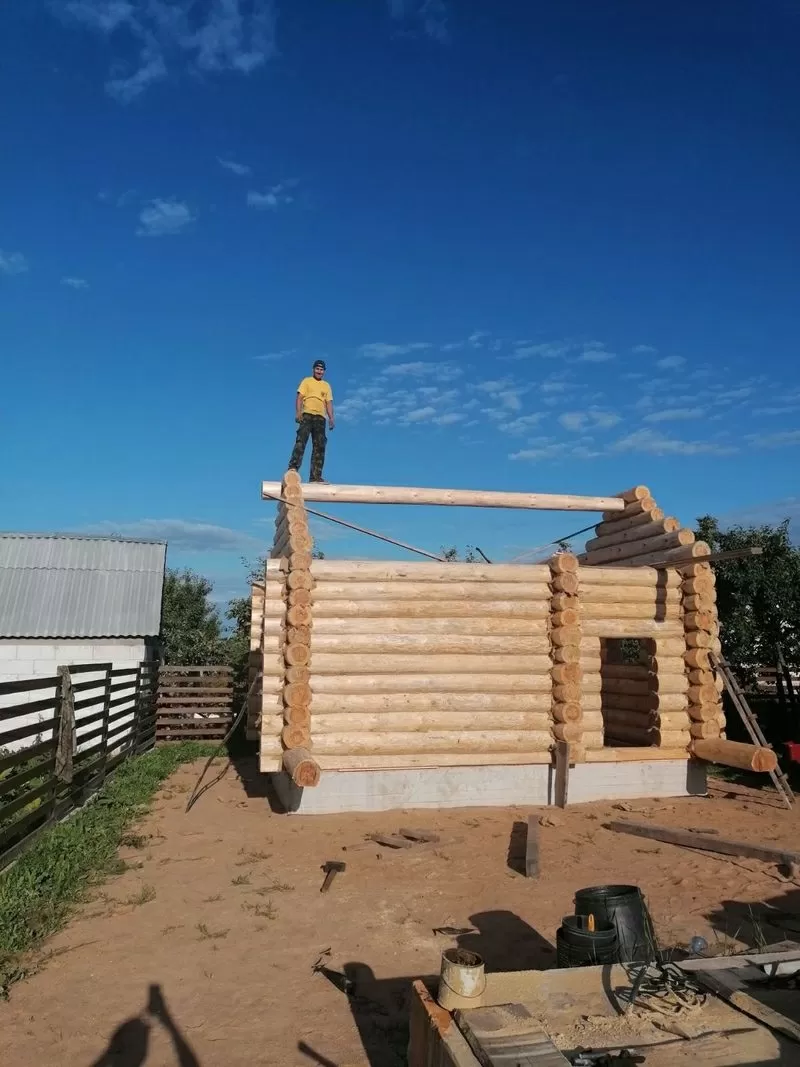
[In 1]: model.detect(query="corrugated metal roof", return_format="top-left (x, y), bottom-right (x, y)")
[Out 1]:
top-left (0, 534), bottom-right (166, 638)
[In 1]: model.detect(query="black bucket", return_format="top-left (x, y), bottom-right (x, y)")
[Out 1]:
top-left (574, 884), bottom-right (656, 962)
top-left (556, 915), bottom-right (618, 968)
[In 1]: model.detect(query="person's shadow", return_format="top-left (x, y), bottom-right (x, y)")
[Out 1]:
top-left (90, 984), bottom-right (200, 1067)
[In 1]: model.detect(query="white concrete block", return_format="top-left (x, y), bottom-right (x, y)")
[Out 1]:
top-left (12, 660), bottom-right (36, 676)
top-left (268, 760), bottom-right (706, 815)
top-left (0, 645), bottom-right (20, 662)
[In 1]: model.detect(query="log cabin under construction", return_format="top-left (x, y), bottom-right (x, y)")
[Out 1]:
top-left (247, 475), bottom-right (773, 813)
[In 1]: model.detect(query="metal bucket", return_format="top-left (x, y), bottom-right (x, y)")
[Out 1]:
top-left (436, 948), bottom-right (486, 1012)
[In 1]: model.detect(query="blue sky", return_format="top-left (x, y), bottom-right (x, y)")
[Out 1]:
top-left (2, 1), bottom-right (799, 604)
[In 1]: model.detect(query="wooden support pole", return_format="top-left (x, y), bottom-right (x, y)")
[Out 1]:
top-left (262, 480), bottom-right (627, 512)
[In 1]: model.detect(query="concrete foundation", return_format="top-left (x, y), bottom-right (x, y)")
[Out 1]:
top-left (268, 759), bottom-right (706, 814)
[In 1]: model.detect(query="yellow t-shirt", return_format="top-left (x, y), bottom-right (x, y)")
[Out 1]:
top-left (297, 377), bottom-right (332, 417)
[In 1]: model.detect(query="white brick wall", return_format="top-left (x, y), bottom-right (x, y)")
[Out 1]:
top-left (0, 639), bottom-right (150, 752)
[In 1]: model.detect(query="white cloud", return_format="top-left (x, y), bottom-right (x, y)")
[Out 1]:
top-left (218, 157), bottom-right (251, 176)
top-left (82, 518), bottom-right (262, 552)
top-left (254, 349), bottom-right (294, 362)
top-left (579, 345), bottom-right (616, 363)
top-left (656, 355), bottom-right (686, 371)
top-left (388, 0), bottom-right (449, 42)
top-left (540, 379), bottom-right (570, 394)
top-left (497, 413), bottom-right (546, 436)
top-left (747, 429), bottom-right (800, 449)
top-left (403, 405), bottom-right (437, 423)
top-left (612, 428), bottom-right (735, 456)
top-left (714, 386), bottom-right (753, 404)
top-left (632, 344), bottom-right (657, 355)
top-left (247, 181), bottom-right (295, 209)
top-left (359, 341), bottom-right (432, 359)
top-left (510, 438), bottom-right (599, 462)
top-left (382, 361), bottom-right (461, 381)
top-left (136, 198), bottom-right (196, 237)
top-left (0, 250), bottom-right (29, 275)
top-left (61, 0), bottom-right (276, 102)
top-left (61, 276), bottom-right (89, 290)
top-left (558, 409), bottom-right (621, 433)
top-left (643, 407), bottom-right (702, 423)
top-left (434, 412), bottom-right (465, 425)
top-left (512, 341), bottom-right (571, 359)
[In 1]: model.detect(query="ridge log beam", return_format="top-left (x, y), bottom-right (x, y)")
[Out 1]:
top-left (261, 481), bottom-right (627, 512)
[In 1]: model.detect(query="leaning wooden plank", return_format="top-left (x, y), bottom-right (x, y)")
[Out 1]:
top-left (678, 942), bottom-right (800, 973)
top-left (261, 480), bottom-right (626, 512)
top-left (604, 820), bottom-right (800, 866)
top-left (525, 815), bottom-right (539, 878)
top-left (553, 741), bottom-right (570, 808)
top-left (690, 967), bottom-right (800, 1043)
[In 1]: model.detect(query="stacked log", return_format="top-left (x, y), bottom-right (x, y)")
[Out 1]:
top-left (265, 471), bottom-right (320, 787)
top-left (599, 637), bottom-right (691, 750)
top-left (246, 579), bottom-right (265, 740)
top-left (578, 486), bottom-right (709, 569)
top-left (681, 561), bottom-right (726, 743)
top-left (260, 559), bottom-right (555, 771)
top-left (549, 553), bottom-right (589, 757)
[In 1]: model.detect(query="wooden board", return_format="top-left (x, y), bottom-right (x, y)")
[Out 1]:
top-left (454, 1004), bottom-right (570, 1066)
top-left (605, 819), bottom-right (800, 865)
top-left (553, 741), bottom-right (570, 808)
top-left (525, 816), bottom-right (538, 878)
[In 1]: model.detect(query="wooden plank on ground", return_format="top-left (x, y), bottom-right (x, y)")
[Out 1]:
top-left (604, 820), bottom-right (800, 866)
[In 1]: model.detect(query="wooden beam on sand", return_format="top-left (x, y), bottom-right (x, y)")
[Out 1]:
top-left (605, 820), bottom-right (800, 866)
top-left (261, 481), bottom-right (626, 513)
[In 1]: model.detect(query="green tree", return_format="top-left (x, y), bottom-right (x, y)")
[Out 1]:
top-left (161, 569), bottom-right (224, 664)
top-left (441, 546), bottom-right (479, 562)
top-left (695, 514), bottom-right (800, 667)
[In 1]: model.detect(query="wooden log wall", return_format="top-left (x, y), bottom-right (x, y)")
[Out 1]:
top-left (264, 471), bottom-right (321, 787)
top-left (579, 486), bottom-right (725, 746)
top-left (249, 479), bottom-right (729, 780)
top-left (681, 562), bottom-right (725, 743)
top-left (259, 546), bottom-right (554, 772)
top-left (549, 553), bottom-right (593, 759)
top-left (246, 580), bottom-right (265, 741)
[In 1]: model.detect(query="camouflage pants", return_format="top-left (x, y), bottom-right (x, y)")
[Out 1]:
top-left (288, 414), bottom-right (327, 480)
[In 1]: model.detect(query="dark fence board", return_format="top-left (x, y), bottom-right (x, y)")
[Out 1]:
top-left (0, 659), bottom-right (161, 868)
top-left (0, 676), bottom-right (59, 696)
top-left (0, 696), bottom-right (59, 722)
top-left (0, 717), bottom-right (58, 746)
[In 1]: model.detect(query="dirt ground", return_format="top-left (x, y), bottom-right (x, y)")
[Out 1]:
top-left (2, 757), bottom-right (800, 1067)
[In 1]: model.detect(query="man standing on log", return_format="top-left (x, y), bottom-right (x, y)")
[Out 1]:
top-left (288, 359), bottom-right (335, 482)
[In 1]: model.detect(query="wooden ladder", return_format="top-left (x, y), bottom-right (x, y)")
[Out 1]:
top-left (713, 654), bottom-right (794, 809)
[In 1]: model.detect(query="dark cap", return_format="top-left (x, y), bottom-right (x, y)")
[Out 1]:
top-left (313, 359), bottom-right (326, 370)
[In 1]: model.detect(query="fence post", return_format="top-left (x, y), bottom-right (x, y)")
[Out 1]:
top-left (54, 666), bottom-right (75, 814)
top-left (98, 665), bottom-right (112, 787)
top-left (130, 662), bottom-right (143, 758)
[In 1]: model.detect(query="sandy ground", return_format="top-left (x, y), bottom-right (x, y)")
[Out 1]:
top-left (2, 757), bottom-right (800, 1067)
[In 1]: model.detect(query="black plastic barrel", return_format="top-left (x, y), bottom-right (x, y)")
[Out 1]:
top-left (574, 884), bottom-right (655, 962)
top-left (556, 915), bottom-right (618, 968)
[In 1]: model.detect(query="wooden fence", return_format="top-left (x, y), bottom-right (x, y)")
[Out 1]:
top-left (156, 666), bottom-right (233, 743)
top-left (0, 661), bottom-right (157, 870)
